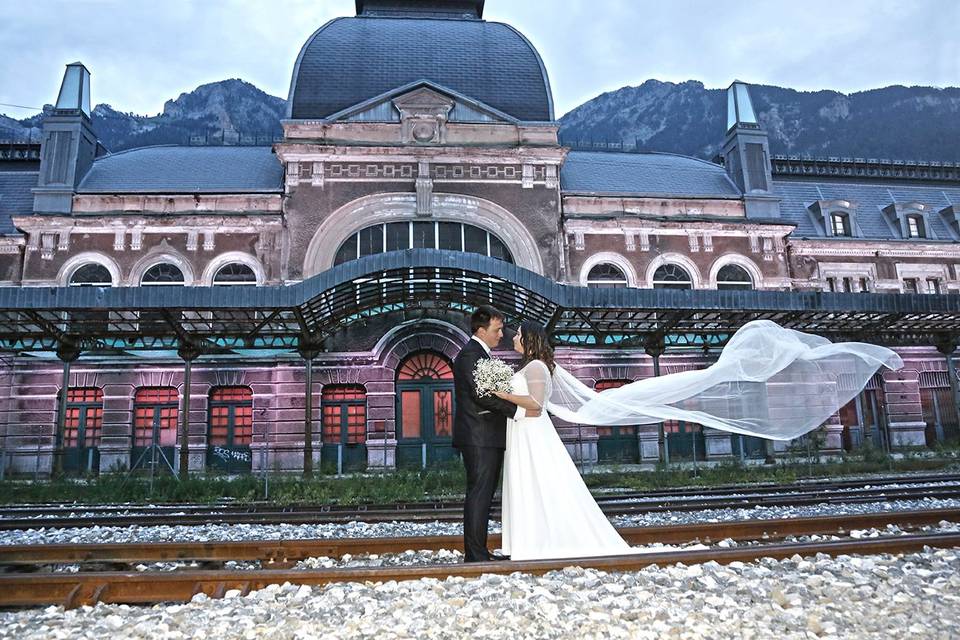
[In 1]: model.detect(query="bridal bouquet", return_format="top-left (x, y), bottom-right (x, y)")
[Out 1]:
top-left (474, 358), bottom-right (514, 397)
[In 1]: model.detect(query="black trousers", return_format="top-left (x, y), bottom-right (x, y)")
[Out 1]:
top-left (459, 445), bottom-right (504, 562)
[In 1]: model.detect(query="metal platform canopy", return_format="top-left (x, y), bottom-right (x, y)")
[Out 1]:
top-left (4, 249), bottom-right (960, 477)
top-left (2, 249), bottom-right (960, 356)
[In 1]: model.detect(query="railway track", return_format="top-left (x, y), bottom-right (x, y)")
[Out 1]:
top-left (1, 507), bottom-right (956, 570)
top-left (1, 530), bottom-right (957, 608)
top-left (4, 471), bottom-right (958, 519)
top-left (2, 480), bottom-right (959, 530)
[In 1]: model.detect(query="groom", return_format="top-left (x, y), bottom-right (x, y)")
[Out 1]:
top-left (453, 305), bottom-right (540, 563)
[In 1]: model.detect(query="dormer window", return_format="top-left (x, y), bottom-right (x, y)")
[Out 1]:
top-left (809, 200), bottom-right (858, 238)
top-left (906, 214), bottom-right (926, 239)
top-left (831, 213), bottom-right (851, 237)
top-left (883, 202), bottom-right (934, 240)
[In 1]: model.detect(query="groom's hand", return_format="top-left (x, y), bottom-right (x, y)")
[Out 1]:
top-left (528, 408), bottom-right (541, 418)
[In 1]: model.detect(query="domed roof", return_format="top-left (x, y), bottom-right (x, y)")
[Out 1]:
top-left (287, 15), bottom-right (554, 122)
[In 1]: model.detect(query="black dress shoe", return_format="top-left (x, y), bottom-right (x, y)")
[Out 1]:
top-left (488, 553), bottom-right (511, 561)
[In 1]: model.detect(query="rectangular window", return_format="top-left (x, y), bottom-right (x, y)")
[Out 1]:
top-left (208, 387), bottom-right (253, 447)
top-left (842, 277), bottom-right (853, 293)
top-left (62, 388), bottom-right (103, 448)
top-left (412, 222), bottom-right (434, 249)
top-left (401, 390), bottom-right (421, 439)
top-left (904, 278), bottom-right (920, 294)
top-left (831, 213), bottom-right (850, 236)
top-left (438, 222), bottom-right (462, 251)
top-left (826, 277), bottom-right (837, 292)
top-left (321, 385), bottom-right (366, 445)
top-left (133, 387), bottom-right (179, 447)
top-left (859, 277), bottom-right (870, 293)
top-left (927, 278), bottom-right (941, 295)
top-left (907, 216), bottom-right (922, 238)
top-left (464, 225), bottom-right (487, 255)
top-left (358, 225), bottom-right (384, 257)
top-left (386, 222), bottom-right (409, 252)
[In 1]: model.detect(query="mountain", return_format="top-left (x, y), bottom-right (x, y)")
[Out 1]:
top-left (0, 79), bottom-right (285, 151)
top-left (2, 78), bottom-right (958, 161)
top-left (558, 79), bottom-right (960, 161)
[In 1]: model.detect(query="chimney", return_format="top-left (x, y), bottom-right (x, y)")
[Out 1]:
top-left (32, 62), bottom-right (98, 214)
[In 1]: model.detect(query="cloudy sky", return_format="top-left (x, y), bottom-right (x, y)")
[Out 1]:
top-left (1, 0), bottom-right (957, 120)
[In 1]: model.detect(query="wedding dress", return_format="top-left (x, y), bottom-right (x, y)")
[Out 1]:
top-left (501, 359), bottom-right (633, 561)
top-left (500, 320), bottom-right (902, 561)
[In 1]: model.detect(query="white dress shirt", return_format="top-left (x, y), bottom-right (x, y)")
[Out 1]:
top-left (471, 335), bottom-right (525, 420)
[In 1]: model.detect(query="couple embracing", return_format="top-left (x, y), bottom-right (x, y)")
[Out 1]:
top-left (452, 305), bottom-right (903, 563)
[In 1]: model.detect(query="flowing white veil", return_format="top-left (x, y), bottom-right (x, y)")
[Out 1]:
top-left (546, 320), bottom-right (903, 441)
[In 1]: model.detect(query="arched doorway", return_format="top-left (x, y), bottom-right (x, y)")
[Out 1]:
top-left (395, 351), bottom-right (456, 469)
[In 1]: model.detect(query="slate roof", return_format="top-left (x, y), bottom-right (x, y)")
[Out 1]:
top-left (77, 146), bottom-right (283, 194)
top-left (560, 151), bottom-right (742, 198)
top-left (773, 178), bottom-right (960, 241)
top-left (288, 16), bottom-right (553, 121)
top-left (0, 171), bottom-right (39, 234)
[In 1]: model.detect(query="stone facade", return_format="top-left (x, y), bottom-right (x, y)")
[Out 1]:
top-left (0, 6), bottom-right (958, 476)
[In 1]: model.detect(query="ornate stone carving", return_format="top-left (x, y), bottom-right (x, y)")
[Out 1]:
top-left (416, 162), bottom-right (433, 216)
top-left (40, 233), bottom-right (56, 260)
top-left (392, 87), bottom-right (454, 145)
top-left (522, 164), bottom-right (534, 189)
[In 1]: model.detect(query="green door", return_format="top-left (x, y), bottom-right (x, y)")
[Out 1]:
top-left (396, 382), bottom-right (456, 469)
top-left (320, 385), bottom-right (368, 474)
top-left (60, 388), bottom-right (103, 474)
top-left (395, 352), bottom-right (456, 470)
top-left (597, 426), bottom-right (640, 464)
top-left (665, 419), bottom-right (705, 461)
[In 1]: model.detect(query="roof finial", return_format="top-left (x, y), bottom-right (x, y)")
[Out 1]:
top-left (726, 80), bottom-right (758, 132)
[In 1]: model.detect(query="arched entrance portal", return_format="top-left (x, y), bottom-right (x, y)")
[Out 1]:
top-left (395, 352), bottom-right (456, 469)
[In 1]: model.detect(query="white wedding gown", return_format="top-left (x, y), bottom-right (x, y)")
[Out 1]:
top-left (499, 320), bottom-right (903, 561)
top-left (501, 361), bottom-right (633, 561)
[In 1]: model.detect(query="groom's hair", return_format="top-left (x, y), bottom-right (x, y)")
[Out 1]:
top-left (471, 305), bottom-right (504, 334)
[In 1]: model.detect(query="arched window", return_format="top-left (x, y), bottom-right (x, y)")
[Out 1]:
top-left (334, 221), bottom-right (513, 266)
top-left (716, 264), bottom-right (753, 291)
top-left (213, 263), bottom-right (257, 286)
top-left (652, 264), bottom-right (693, 290)
top-left (586, 263), bottom-right (628, 288)
top-left (906, 214), bottom-right (926, 239)
top-left (830, 212), bottom-right (851, 237)
top-left (69, 263), bottom-right (112, 287)
top-left (397, 352), bottom-right (454, 380)
top-left (141, 263), bottom-right (185, 285)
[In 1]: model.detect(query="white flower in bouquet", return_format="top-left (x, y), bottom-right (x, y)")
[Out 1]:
top-left (474, 358), bottom-right (514, 397)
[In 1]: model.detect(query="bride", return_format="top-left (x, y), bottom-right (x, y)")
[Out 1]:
top-left (492, 319), bottom-right (902, 561)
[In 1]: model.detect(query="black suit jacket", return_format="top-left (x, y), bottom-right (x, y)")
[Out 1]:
top-left (452, 339), bottom-right (520, 450)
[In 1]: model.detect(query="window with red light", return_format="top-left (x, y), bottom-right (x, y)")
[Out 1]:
top-left (322, 385), bottom-right (366, 445)
top-left (62, 388), bottom-right (103, 448)
top-left (133, 387), bottom-right (179, 447)
top-left (594, 379), bottom-right (632, 436)
top-left (397, 353), bottom-right (453, 380)
top-left (208, 387), bottom-right (253, 446)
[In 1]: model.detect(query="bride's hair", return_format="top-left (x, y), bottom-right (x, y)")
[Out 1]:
top-left (518, 321), bottom-right (555, 374)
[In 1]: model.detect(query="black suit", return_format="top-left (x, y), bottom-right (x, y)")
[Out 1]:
top-left (453, 338), bottom-right (520, 562)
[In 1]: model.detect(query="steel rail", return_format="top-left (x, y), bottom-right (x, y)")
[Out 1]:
top-left (4, 472), bottom-right (957, 517)
top-left (1, 508), bottom-right (955, 568)
top-left (3, 485), bottom-right (960, 530)
top-left (1, 532), bottom-right (958, 608)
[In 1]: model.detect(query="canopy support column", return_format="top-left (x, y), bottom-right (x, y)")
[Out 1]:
top-left (299, 343), bottom-right (321, 478)
top-left (177, 344), bottom-right (200, 481)
top-left (53, 342), bottom-right (81, 477)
